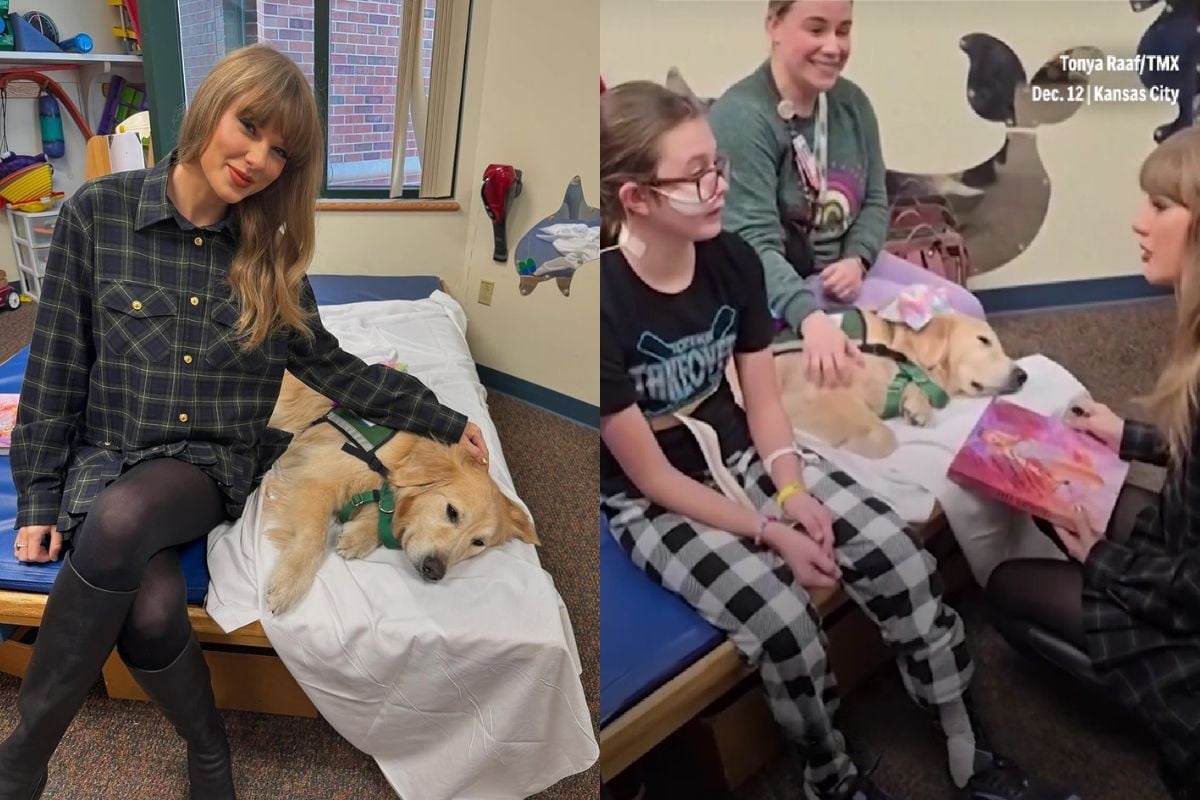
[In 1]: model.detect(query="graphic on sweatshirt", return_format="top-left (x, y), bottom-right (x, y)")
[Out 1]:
top-left (629, 306), bottom-right (738, 415)
top-left (812, 165), bottom-right (865, 242)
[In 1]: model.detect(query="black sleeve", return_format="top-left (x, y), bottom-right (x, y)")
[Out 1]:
top-left (1119, 420), bottom-right (1170, 467)
top-left (721, 233), bottom-right (775, 353)
top-left (286, 277), bottom-right (466, 444)
top-left (601, 307), bottom-right (637, 417)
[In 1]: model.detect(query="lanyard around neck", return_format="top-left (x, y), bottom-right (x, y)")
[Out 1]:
top-left (782, 92), bottom-right (828, 207)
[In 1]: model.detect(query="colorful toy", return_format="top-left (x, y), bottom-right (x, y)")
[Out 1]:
top-left (38, 92), bottom-right (63, 158)
top-left (107, 0), bottom-right (141, 55)
top-left (0, 2), bottom-right (12, 51)
top-left (9, 13), bottom-right (59, 53)
top-left (0, 270), bottom-right (22, 311)
top-left (21, 11), bottom-right (57, 43)
top-left (58, 33), bottom-right (92, 54)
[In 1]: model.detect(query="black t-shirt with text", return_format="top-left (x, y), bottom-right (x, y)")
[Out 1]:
top-left (600, 231), bottom-right (775, 495)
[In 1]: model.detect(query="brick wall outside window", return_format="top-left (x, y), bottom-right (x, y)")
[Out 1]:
top-left (179, 0), bottom-right (435, 188)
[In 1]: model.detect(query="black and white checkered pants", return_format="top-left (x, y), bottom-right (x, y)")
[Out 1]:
top-left (602, 445), bottom-right (974, 793)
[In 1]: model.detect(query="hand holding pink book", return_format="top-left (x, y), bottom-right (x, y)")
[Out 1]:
top-left (948, 400), bottom-right (1130, 533)
top-left (0, 393), bottom-right (16, 454)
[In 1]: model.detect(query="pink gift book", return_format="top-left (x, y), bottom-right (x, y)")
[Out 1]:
top-left (947, 400), bottom-right (1130, 532)
top-left (0, 393), bottom-right (17, 454)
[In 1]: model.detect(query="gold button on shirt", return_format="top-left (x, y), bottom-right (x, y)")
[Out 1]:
top-left (178, 413), bottom-right (189, 423)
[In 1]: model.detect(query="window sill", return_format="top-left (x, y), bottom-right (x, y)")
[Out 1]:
top-left (316, 200), bottom-right (460, 212)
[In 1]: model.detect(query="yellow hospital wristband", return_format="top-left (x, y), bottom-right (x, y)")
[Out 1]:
top-left (775, 481), bottom-right (805, 507)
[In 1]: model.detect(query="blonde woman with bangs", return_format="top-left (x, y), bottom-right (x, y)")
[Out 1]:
top-left (0, 44), bottom-right (487, 799)
top-left (988, 126), bottom-right (1200, 800)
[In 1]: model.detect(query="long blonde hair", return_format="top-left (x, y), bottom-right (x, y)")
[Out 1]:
top-left (600, 81), bottom-right (704, 248)
top-left (1139, 126), bottom-right (1200, 461)
top-left (176, 43), bottom-right (323, 348)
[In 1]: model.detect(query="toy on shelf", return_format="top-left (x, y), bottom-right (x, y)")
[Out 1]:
top-left (58, 33), bottom-right (92, 54)
top-left (0, 2), bottom-right (13, 52)
top-left (9, 12), bottom-right (59, 53)
top-left (107, 0), bottom-right (141, 55)
top-left (21, 11), bottom-right (57, 43)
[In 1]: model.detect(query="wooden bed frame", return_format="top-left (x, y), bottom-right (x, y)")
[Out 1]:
top-left (0, 595), bottom-right (317, 717)
top-left (599, 507), bottom-right (972, 785)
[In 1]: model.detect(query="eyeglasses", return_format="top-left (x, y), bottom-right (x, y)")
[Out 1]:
top-left (644, 155), bottom-right (730, 203)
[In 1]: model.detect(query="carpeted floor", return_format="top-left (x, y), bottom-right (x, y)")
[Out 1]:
top-left (731, 298), bottom-right (1178, 800)
top-left (0, 301), bottom-right (601, 799)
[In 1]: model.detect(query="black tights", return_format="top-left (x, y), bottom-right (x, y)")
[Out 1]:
top-left (986, 483), bottom-right (1159, 652)
top-left (70, 458), bottom-right (226, 670)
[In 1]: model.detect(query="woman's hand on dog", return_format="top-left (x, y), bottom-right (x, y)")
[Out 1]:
top-left (762, 520), bottom-right (841, 589)
top-left (820, 258), bottom-right (866, 302)
top-left (459, 421), bottom-right (489, 465)
top-left (1066, 399), bottom-right (1124, 453)
top-left (782, 491), bottom-right (835, 561)
top-left (800, 312), bottom-right (863, 388)
top-left (14, 524), bottom-right (61, 563)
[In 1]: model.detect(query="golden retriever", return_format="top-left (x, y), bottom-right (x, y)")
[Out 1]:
top-left (731, 311), bottom-right (1026, 459)
top-left (261, 372), bottom-right (538, 615)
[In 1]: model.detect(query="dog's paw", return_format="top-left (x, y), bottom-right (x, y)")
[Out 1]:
top-left (334, 530), bottom-right (378, 560)
top-left (901, 393), bottom-right (935, 427)
top-left (265, 573), bottom-right (305, 615)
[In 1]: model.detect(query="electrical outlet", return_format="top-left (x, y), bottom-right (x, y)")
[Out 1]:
top-left (478, 280), bottom-right (494, 305)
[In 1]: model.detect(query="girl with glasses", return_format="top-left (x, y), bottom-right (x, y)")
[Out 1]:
top-left (600, 79), bottom-right (1077, 800)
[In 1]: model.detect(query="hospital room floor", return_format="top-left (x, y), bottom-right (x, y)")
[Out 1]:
top-left (735, 296), bottom-right (1176, 800)
top-left (0, 302), bottom-right (600, 799)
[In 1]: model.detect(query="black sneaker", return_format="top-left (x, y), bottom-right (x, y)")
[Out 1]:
top-left (961, 751), bottom-right (1082, 800)
top-left (805, 759), bottom-right (899, 800)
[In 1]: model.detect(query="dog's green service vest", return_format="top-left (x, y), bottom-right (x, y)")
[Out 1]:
top-left (775, 308), bottom-right (949, 420)
top-left (322, 408), bottom-right (403, 550)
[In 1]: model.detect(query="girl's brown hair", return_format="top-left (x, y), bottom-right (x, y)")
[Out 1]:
top-left (599, 80), bottom-right (705, 247)
top-left (176, 43), bottom-right (323, 348)
top-left (1137, 126), bottom-right (1200, 461)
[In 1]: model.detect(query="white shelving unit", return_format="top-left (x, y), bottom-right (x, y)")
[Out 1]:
top-left (0, 51), bottom-right (142, 69)
top-left (5, 207), bottom-right (59, 300)
top-left (0, 51), bottom-right (144, 298)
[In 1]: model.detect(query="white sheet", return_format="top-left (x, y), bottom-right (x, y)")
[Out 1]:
top-left (792, 355), bottom-right (1086, 586)
top-left (203, 291), bottom-right (599, 799)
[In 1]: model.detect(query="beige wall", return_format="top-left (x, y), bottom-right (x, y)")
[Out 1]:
top-left (312, 0), bottom-right (599, 407)
top-left (601, 0), bottom-right (1170, 291)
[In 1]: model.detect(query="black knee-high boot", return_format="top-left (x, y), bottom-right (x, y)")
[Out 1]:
top-left (124, 635), bottom-right (235, 800)
top-left (0, 554), bottom-right (137, 799)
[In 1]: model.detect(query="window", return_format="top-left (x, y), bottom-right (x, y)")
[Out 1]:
top-left (151, 0), bottom-right (471, 199)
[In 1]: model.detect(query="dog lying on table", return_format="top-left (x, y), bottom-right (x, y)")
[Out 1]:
top-left (260, 371), bottom-right (538, 614)
top-left (731, 308), bottom-right (1027, 458)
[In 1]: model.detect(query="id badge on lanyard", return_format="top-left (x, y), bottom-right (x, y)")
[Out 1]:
top-left (788, 93), bottom-right (828, 214)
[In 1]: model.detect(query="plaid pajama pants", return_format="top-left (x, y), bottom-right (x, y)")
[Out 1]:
top-left (601, 445), bottom-right (974, 794)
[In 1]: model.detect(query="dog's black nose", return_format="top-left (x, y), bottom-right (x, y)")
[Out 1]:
top-left (1012, 367), bottom-right (1028, 387)
top-left (420, 556), bottom-right (446, 582)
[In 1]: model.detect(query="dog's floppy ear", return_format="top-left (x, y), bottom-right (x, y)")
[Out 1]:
top-left (388, 440), bottom-right (457, 490)
top-left (502, 494), bottom-right (539, 546)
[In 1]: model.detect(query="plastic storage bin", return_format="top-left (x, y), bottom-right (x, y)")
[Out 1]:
top-left (6, 206), bottom-right (58, 300)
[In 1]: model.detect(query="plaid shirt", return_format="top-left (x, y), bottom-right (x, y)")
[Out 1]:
top-left (1082, 419), bottom-right (1200, 782)
top-left (11, 151), bottom-right (466, 533)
